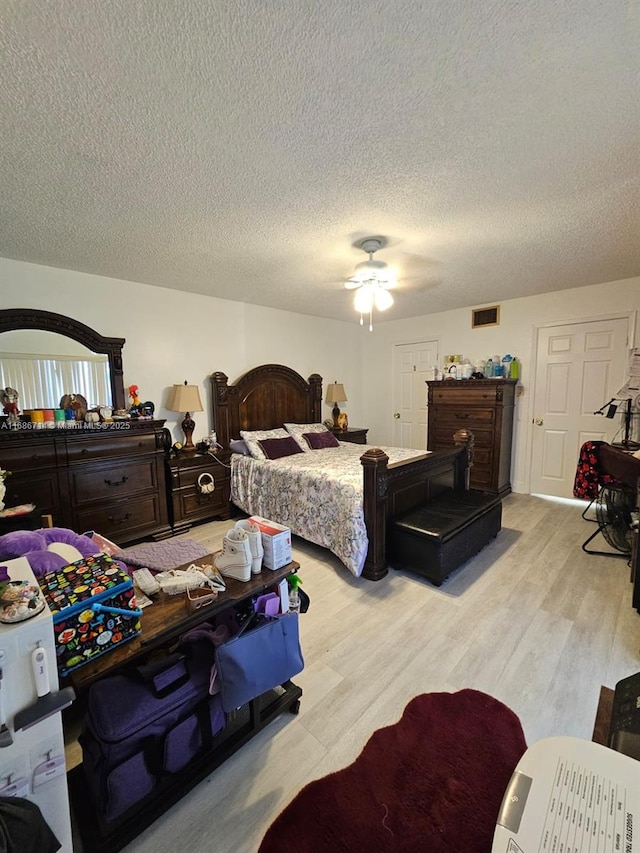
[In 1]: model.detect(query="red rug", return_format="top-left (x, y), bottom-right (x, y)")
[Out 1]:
top-left (259, 689), bottom-right (527, 853)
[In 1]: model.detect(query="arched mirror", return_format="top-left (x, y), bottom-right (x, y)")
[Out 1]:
top-left (0, 309), bottom-right (126, 411)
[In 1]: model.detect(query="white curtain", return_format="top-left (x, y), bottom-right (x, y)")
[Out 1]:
top-left (0, 353), bottom-right (112, 410)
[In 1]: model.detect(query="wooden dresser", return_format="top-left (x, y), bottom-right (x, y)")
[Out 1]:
top-left (426, 379), bottom-right (517, 496)
top-left (0, 420), bottom-right (172, 543)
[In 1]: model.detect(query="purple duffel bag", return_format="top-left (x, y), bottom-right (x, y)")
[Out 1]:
top-left (80, 640), bottom-right (225, 823)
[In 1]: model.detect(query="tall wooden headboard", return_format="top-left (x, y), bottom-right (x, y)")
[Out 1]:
top-left (210, 364), bottom-right (323, 448)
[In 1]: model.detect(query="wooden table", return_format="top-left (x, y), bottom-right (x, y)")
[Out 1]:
top-left (67, 556), bottom-right (303, 853)
top-left (69, 557), bottom-right (300, 691)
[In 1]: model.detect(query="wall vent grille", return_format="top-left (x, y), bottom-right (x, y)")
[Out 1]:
top-left (472, 306), bottom-right (500, 328)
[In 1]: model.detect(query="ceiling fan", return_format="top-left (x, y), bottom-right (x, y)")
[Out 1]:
top-left (344, 237), bottom-right (396, 330)
top-left (343, 236), bottom-right (440, 329)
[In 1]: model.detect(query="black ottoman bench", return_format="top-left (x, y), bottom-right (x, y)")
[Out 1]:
top-left (388, 490), bottom-right (502, 586)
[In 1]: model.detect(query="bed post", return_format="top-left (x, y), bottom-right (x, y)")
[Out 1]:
top-left (210, 372), bottom-right (230, 448)
top-left (361, 448), bottom-right (390, 581)
top-left (308, 373), bottom-right (323, 424)
top-left (453, 428), bottom-right (474, 490)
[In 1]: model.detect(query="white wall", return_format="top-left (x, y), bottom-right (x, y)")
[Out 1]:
top-left (2, 258), bottom-right (637, 491)
top-left (0, 258), bottom-right (364, 445)
top-left (361, 277), bottom-right (639, 493)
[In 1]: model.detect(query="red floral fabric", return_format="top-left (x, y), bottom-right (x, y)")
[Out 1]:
top-left (572, 440), bottom-right (617, 500)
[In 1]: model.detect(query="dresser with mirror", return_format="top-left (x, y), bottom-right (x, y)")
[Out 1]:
top-left (0, 309), bottom-right (172, 543)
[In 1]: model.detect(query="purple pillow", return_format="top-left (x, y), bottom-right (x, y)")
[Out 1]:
top-left (39, 527), bottom-right (97, 556)
top-left (258, 436), bottom-right (304, 460)
top-left (304, 430), bottom-right (341, 449)
top-left (229, 439), bottom-right (250, 456)
top-left (24, 550), bottom-right (68, 578)
top-left (0, 530), bottom-right (47, 560)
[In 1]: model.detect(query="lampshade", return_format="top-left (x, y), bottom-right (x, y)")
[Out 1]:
top-left (325, 383), bottom-right (347, 404)
top-left (166, 381), bottom-right (204, 452)
top-left (167, 382), bottom-right (204, 414)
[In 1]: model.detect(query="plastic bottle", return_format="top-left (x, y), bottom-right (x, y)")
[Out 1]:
top-left (485, 358), bottom-right (493, 378)
top-left (288, 575), bottom-right (303, 613)
top-left (510, 358), bottom-right (520, 380)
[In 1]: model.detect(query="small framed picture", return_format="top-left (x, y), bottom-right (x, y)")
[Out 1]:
top-left (337, 412), bottom-right (349, 430)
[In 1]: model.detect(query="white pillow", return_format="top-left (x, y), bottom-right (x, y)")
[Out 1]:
top-left (240, 428), bottom-right (289, 460)
top-left (284, 422), bottom-right (329, 452)
top-left (46, 542), bottom-right (86, 564)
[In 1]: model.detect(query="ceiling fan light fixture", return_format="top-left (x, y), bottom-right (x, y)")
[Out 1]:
top-left (346, 237), bottom-right (396, 329)
top-left (374, 286), bottom-right (393, 311)
top-left (354, 284), bottom-right (374, 314)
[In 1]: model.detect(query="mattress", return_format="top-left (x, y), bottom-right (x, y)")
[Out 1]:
top-left (231, 443), bottom-right (426, 577)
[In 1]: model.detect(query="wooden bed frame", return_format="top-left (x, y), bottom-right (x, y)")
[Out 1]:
top-left (210, 364), bottom-right (473, 581)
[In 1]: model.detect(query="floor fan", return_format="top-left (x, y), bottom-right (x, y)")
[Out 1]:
top-left (582, 484), bottom-right (635, 557)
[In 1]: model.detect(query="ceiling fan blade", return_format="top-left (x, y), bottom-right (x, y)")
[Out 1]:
top-left (344, 279), bottom-right (362, 290)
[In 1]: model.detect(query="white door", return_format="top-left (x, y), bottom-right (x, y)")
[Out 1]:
top-left (392, 340), bottom-right (439, 449)
top-left (530, 317), bottom-right (629, 498)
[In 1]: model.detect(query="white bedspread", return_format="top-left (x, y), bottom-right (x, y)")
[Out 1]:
top-left (231, 443), bottom-right (426, 577)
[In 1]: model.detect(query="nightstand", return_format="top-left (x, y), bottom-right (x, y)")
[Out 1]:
top-left (330, 427), bottom-right (369, 445)
top-left (166, 451), bottom-right (232, 533)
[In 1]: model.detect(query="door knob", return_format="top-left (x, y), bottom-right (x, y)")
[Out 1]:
top-left (534, 418), bottom-right (544, 426)
top-left (393, 412), bottom-right (401, 419)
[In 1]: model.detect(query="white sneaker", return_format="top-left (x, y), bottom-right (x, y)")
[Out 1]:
top-left (214, 528), bottom-right (252, 582)
top-left (234, 519), bottom-right (264, 574)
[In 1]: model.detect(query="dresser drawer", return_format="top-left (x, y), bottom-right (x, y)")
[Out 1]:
top-left (430, 407), bottom-right (496, 427)
top-left (73, 495), bottom-right (164, 540)
top-left (430, 425), bottom-right (494, 450)
top-left (469, 466), bottom-right (494, 490)
top-left (174, 487), bottom-right (229, 522)
top-left (173, 461), bottom-right (228, 491)
top-left (4, 439), bottom-right (58, 469)
top-left (469, 446), bottom-right (493, 469)
top-left (66, 431), bottom-right (158, 461)
top-left (430, 385), bottom-right (504, 405)
top-left (70, 458), bottom-right (159, 504)
top-left (6, 470), bottom-right (65, 523)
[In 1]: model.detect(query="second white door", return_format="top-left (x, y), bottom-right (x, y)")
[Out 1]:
top-left (530, 316), bottom-right (630, 498)
top-left (392, 340), bottom-right (439, 450)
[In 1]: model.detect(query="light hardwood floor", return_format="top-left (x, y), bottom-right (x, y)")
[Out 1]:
top-left (72, 494), bottom-right (640, 852)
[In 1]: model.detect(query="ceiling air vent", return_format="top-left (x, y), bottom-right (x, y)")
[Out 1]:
top-left (472, 306), bottom-right (500, 328)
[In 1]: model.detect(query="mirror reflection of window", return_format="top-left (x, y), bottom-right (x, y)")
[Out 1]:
top-left (0, 330), bottom-right (112, 409)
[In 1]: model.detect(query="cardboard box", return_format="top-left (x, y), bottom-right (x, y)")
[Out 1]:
top-left (249, 516), bottom-right (292, 570)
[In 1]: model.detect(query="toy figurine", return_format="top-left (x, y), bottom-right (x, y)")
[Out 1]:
top-left (1, 387), bottom-right (21, 428)
top-left (128, 385), bottom-right (141, 417)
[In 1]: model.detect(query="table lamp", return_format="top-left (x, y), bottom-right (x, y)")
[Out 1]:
top-left (325, 382), bottom-right (347, 429)
top-left (167, 381), bottom-right (204, 452)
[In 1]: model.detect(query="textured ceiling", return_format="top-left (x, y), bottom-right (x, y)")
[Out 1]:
top-left (1, 0), bottom-right (639, 323)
